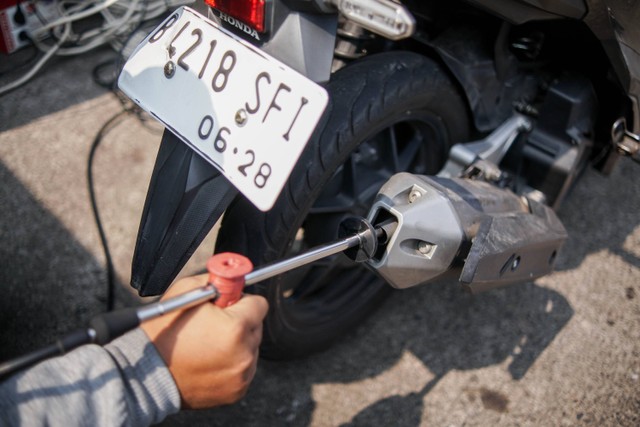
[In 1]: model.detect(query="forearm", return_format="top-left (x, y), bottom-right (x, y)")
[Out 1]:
top-left (0, 328), bottom-right (180, 427)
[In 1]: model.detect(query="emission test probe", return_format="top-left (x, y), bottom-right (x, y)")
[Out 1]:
top-left (0, 217), bottom-right (393, 379)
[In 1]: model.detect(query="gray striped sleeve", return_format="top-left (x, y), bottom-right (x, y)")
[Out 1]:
top-left (0, 328), bottom-right (181, 426)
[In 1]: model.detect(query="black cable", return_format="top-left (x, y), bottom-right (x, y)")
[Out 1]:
top-left (0, 307), bottom-right (141, 379)
top-left (0, 329), bottom-right (94, 380)
top-left (86, 2), bottom-right (177, 311)
top-left (87, 109), bottom-right (131, 311)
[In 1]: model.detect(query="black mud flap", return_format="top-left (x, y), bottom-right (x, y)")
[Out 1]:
top-left (131, 130), bottom-right (237, 296)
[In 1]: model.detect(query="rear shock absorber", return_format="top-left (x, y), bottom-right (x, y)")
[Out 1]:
top-left (332, 16), bottom-right (375, 72)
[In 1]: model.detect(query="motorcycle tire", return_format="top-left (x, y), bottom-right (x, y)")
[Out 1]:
top-left (215, 51), bottom-right (470, 359)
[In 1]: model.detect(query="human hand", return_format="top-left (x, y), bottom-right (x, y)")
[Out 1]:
top-left (141, 274), bottom-right (268, 409)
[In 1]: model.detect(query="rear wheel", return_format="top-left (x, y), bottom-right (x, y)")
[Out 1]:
top-left (215, 52), bottom-right (470, 359)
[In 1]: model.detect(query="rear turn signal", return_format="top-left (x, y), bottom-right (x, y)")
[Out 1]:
top-left (205, 0), bottom-right (266, 33)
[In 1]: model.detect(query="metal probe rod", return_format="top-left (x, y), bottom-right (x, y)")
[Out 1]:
top-left (244, 231), bottom-right (368, 285)
top-left (140, 227), bottom-right (377, 320)
top-left (139, 224), bottom-right (386, 318)
top-left (136, 284), bottom-right (217, 322)
top-left (140, 227), bottom-right (378, 320)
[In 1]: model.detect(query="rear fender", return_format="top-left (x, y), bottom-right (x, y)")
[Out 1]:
top-left (131, 130), bottom-right (237, 296)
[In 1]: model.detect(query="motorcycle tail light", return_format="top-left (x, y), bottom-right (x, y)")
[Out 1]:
top-left (205, 0), bottom-right (266, 33)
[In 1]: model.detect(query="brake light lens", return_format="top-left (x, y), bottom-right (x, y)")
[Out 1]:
top-left (205, 0), bottom-right (266, 33)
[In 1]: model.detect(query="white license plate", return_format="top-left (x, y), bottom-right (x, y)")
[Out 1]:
top-left (118, 7), bottom-right (328, 211)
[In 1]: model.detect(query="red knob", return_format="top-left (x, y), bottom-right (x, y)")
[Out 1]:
top-left (207, 253), bottom-right (253, 308)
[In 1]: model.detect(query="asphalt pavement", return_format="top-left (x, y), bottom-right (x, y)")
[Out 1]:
top-left (0, 45), bottom-right (639, 426)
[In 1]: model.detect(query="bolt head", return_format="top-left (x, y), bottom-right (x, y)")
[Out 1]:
top-left (235, 109), bottom-right (248, 126)
top-left (409, 190), bottom-right (422, 203)
top-left (164, 61), bottom-right (176, 78)
top-left (417, 241), bottom-right (433, 255)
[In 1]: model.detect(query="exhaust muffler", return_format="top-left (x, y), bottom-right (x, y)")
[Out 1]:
top-left (366, 173), bottom-right (567, 293)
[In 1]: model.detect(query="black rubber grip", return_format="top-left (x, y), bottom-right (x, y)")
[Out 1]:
top-left (57, 329), bottom-right (94, 353)
top-left (90, 308), bottom-right (140, 345)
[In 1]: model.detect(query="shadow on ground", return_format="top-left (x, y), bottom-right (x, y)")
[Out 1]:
top-left (0, 162), bottom-right (138, 360)
top-left (557, 160), bottom-right (640, 271)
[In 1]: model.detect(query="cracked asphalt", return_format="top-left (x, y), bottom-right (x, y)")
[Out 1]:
top-left (1, 45), bottom-right (639, 426)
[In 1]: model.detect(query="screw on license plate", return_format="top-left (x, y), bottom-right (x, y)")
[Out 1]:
top-left (164, 61), bottom-right (176, 78)
top-left (235, 109), bottom-right (248, 126)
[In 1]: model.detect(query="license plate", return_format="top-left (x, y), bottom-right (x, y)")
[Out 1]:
top-left (118, 7), bottom-right (328, 211)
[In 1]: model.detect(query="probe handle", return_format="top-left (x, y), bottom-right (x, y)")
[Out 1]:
top-left (207, 253), bottom-right (253, 308)
top-left (90, 307), bottom-right (140, 345)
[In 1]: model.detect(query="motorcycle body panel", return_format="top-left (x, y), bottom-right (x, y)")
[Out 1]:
top-left (462, 0), bottom-right (640, 133)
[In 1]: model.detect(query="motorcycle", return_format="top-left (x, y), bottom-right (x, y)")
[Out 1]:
top-left (118, 0), bottom-right (640, 359)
